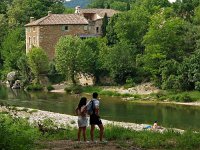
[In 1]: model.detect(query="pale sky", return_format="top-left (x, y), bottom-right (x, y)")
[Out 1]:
top-left (168, 0), bottom-right (177, 3)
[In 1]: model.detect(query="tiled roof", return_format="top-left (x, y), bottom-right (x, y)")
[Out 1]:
top-left (25, 14), bottom-right (89, 26)
top-left (80, 9), bottom-right (119, 18)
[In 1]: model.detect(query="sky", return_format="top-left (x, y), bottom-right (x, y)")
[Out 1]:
top-left (169, 0), bottom-right (177, 3)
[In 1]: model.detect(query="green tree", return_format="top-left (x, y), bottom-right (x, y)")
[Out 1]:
top-left (102, 13), bottom-right (108, 37)
top-left (7, 0), bottom-right (65, 27)
top-left (55, 35), bottom-right (83, 85)
top-left (114, 6), bottom-right (150, 51)
top-left (17, 54), bottom-right (31, 85)
top-left (134, 0), bottom-right (170, 14)
top-left (78, 38), bottom-right (107, 84)
top-left (127, 2), bottom-right (131, 10)
top-left (172, 0), bottom-right (200, 21)
top-left (140, 9), bottom-right (190, 85)
top-left (110, 1), bottom-right (127, 11)
top-left (106, 14), bottom-right (119, 45)
top-left (1, 27), bottom-right (25, 73)
top-left (27, 47), bottom-right (49, 83)
top-left (100, 40), bottom-right (136, 84)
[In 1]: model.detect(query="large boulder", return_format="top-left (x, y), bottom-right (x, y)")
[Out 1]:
top-left (12, 80), bottom-right (21, 89)
top-left (7, 71), bottom-right (18, 87)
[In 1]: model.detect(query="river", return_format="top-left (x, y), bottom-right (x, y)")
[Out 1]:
top-left (0, 86), bottom-right (200, 130)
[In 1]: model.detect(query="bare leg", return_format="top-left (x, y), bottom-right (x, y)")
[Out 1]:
top-left (78, 127), bottom-right (82, 141)
top-left (98, 124), bottom-right (104, 141)
top-left (82, 126), bottom-right (87, 141)
top-left (90, 125), bottom-right (95, 141)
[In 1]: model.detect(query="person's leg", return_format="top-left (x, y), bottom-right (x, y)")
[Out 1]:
top-left (82, 126), bottom-right (86, 141)
top-left (90, 125), bottom-right (95, 141)
top-left (98, 124), bottom-right (104, 141)
top-left (78, 127), bottom-right (82, 141)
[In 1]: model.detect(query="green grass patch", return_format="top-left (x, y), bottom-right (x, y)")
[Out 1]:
top-left (151, 90), bottom-right (200, 102)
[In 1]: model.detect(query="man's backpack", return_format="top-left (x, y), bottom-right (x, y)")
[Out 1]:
top-left (86, 100), bottom-right (94, 115)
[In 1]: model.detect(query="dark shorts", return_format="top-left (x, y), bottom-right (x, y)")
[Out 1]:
top-left (90, 114), bottom-right (102, 125)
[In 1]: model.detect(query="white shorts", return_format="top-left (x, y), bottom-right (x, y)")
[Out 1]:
top-left (78, 116), bottom-right (88, 127)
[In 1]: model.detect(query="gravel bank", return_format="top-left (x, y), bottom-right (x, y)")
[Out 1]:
top-left (0, 105), bottom-right (184, 133)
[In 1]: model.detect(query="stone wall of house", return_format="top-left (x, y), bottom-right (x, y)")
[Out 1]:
top-left (26, 24), bottom-right (89, 60)
top-left (26, 26), bottom-right (40, 53)
top-left (39, 24), bottom-right (89, 59)
top-left (88, 19), bottom-right (102, 35)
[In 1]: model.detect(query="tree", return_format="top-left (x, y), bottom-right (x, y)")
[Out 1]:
top-left (140, 9), bottom-right (190, 85)
top-left (172, 0), bottom-right (200, 21)
top-left (7, 0), bottom-right (65, 27)
top-left (134, 0), bottom-right (170, 14)
top-left (1, 27), bottom-right (25, 72)
top-left (110, 1), bottom-right (127, 11)
top-left (114, 6), bottom-right (150, 51)
top-left (106, 14), bottom-right (119, 45)
top-left (55, 35), bottom-right (83, 85)
top-left (127, 2), bottom-right (131, 10)
top-left (99, 40), bottom-right (136, 84)
top-left (17, 54), bottom-right (31, 85)
top-left (27, 47), bottom-right (49, 83)
top-left (78, 38), bottom-right (107, 84)
top-left (102, 13), bottom-right (108, 37)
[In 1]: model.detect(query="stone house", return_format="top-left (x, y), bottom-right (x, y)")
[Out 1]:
top-left (25, 7), bottom-right (118, 60)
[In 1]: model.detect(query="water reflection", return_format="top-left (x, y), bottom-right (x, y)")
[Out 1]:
top-left (0, 86), bottom-right (200, 130)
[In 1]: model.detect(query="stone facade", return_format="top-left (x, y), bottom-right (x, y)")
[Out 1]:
top-left (26, 24), bottom-right (89, 59)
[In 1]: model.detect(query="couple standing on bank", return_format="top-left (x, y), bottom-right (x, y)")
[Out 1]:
top-left (76, 92), bottom-right (104, 142)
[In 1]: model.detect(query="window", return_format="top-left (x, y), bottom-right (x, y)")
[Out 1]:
top-left (33, 27), bottom-right (36, 32)
top-left (84, 26), bottom-right (88, 31)
top-left (33, 36), bottom-right (36, 45)
top-left (62, 25), bottom-right (69, 31)
top-left (28, 37), bottom-right (31, 48)
top-left (96, 27), bottom-right (99, 33)
top-left (26, 27), bottom-right (30, 32)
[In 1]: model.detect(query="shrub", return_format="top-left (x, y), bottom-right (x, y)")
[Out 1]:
top-left (195, 81), bottom-right (200, 91)
top-left (0, 114), bottom-right (40, 150)
top-left (169, 93), bottom-right (194, 102)
top-left (46, 85), bottom-right (55, 92)
top-left (26, 84), bottom-right (43, 91)
top-left (64, 85), bottom-right (82, 94)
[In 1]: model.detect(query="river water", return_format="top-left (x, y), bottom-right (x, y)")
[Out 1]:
top-left (0, 86), bottom-right (200, 130)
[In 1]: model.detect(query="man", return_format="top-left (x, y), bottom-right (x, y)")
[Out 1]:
top-left (90, 92), bottom-right (104, 142)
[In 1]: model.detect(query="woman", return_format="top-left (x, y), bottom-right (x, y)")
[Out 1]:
top-left (76, 97), bottom-right (88, 142)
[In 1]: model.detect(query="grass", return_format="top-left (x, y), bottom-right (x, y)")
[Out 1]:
top-left (1, 113), bottom-right (200, 149)
top-left (79, 85), bottom-right (200, 102)
top-left (39, 124), bottom-right (200, 149)
top-left (152, 90), bottom-right (200, 102)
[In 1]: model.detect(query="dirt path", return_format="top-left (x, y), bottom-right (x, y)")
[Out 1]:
top-left (39, 140), bottom-right (141, 150)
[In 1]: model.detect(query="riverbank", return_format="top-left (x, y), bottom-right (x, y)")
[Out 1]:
top-left (0, 105), bottom-right (184, 133)
top-left (2, 105), bottom-right (200, 150)
top-left (51, 83), bottom-right (200, 107)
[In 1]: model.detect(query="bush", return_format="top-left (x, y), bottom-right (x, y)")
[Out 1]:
top-left (0, 114), bottom-right (40, 150)
top-left (46, 85), bottom-right (55, 92)
top-left (195, 81), bottom-right (200, 91)
top-left (64, 85), bottom-right (83, 94)
top-left (169, 93), bottom-right (194, 102)
top-left (26, 84), bottom-right (43, 91)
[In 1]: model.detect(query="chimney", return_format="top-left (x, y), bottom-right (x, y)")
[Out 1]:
top-left (30, 17), bottom-right (35, 23)
top-left (75, 6), bottom-right (81, 14)
top-left (48, 11), bottom-right (52, 16)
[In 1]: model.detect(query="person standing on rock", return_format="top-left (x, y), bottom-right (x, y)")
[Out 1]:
top-left (89, 92), bottom-right (105, 142)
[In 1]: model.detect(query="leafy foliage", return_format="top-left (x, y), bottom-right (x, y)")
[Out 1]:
top-left (0, 114), bottom-right (40, 150)
top-left (27, 47), bottom-right (49, 83)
